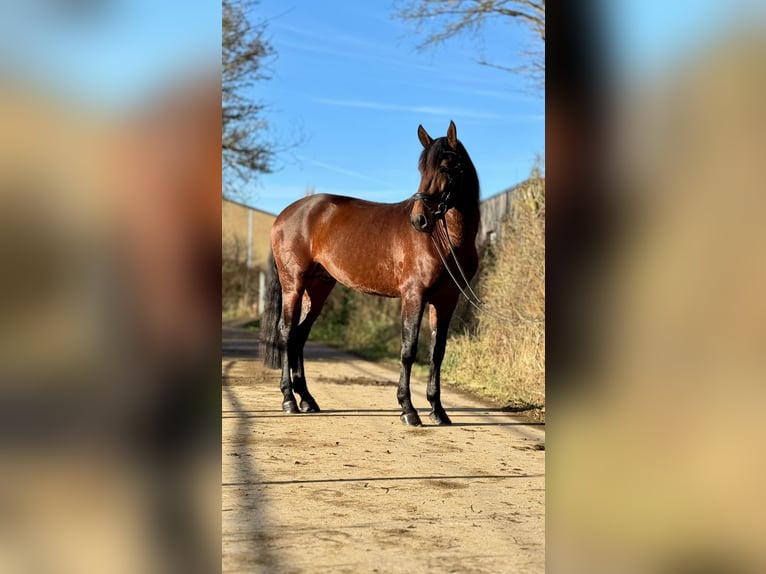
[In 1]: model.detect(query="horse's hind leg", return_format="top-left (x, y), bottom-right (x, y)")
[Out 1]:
top-left (278, 287), bottom-right (304, 413)
top-left (290, 276), bottom-right (336, 413)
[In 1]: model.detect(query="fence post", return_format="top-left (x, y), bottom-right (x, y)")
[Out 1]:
top-left (257, 270), bottom-right (265, 316)
top-left (247, 209), bottom-right (253, 269)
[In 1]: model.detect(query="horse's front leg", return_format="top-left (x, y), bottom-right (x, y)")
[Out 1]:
top-left (426, 302), bottom-right (456, 425)
top-left (398, 295), bottom-right (425, 426)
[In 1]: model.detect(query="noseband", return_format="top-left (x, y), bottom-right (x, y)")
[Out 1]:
top-left (412, 189), bottom-right (453, 219)
top-left (412, 150), bottom-right (462, 220)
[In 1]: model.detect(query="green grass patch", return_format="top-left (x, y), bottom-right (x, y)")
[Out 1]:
top-left (310, 289), bottom-right (431, 364)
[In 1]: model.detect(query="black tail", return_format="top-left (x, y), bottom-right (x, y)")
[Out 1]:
top-left (259, 252), bottom-right (283, 369)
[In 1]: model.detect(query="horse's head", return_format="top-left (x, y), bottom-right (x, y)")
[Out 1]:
top-left (411, 120), bottom-right (467, 233)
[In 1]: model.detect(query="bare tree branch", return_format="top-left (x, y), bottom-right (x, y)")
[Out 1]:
top-left (223, 0), bottom-right (275, 196)
top-left (394, 0), bottom-right (544, 91)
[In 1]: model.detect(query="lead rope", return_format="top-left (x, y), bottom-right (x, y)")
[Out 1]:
top-left (430, 218), bottom-right (544, 325)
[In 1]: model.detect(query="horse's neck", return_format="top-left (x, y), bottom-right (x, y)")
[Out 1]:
top-left (445, 202), bottom-right (479, 246)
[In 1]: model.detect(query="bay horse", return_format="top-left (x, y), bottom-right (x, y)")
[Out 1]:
top-left (260, 121), bottom-right (479, 426)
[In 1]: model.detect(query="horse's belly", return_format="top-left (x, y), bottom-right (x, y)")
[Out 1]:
top-left (318, 256), bottom-right (401, 299)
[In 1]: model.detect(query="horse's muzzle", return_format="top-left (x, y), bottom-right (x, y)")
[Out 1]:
top-left (411, 212), bottom-right (433, 233)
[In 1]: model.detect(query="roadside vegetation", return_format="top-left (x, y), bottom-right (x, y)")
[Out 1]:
top-left (442, 174), bottom-right (545, 419)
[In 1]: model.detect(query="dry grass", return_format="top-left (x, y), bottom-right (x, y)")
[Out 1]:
top-left (441, 176), bottom-right (545, 420)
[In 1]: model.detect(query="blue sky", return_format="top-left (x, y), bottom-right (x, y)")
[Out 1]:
top-left (247, 1), bottom-right (545, 215)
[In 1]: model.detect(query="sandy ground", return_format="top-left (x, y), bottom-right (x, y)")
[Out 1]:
top-left (222, 325), bottom-right (545, 573)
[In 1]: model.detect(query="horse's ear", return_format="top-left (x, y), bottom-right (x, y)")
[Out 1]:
top-left (417, 124), bottom-right (432, 149)
top-left (447, 120), bottom-right (457, 149)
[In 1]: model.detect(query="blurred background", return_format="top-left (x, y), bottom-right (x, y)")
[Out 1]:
top-left (0, 1), bottom-right (220, 573)
top-left (548, 1), bottom-right (766, 573)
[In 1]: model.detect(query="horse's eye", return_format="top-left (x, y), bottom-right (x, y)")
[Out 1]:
top-left (439, 166), bottom-right (449, 174)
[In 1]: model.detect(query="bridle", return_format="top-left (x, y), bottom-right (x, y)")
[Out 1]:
top-left (412, 188), bottom-right (453, 220)
top-left (411, 150), bottom-right (462, 220)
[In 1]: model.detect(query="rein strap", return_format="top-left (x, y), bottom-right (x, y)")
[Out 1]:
top-left (430, 219), bottom-right (544, 325)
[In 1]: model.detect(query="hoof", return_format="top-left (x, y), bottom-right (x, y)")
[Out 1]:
top-left (429, 410), bottom-right (452, 425)
top-left (400, 411), bottom-right (423, 426)
top-left (300, 399), bottom-right (320, 413)
top-left (282, 400), bottom-right (300, 414)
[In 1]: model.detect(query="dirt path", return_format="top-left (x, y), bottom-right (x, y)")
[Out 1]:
top-left (222, 326), bottom-right (545, 573)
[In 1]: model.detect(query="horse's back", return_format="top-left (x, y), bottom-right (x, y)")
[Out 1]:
top-left (273, 193), bottom-right (409, 246)
top-left (271, 193), bottom-right (414, 296)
